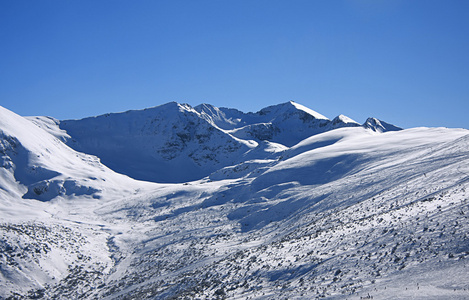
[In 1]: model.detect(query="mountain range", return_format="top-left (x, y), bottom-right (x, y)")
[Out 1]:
top-left (40, 101), bottom-right (399, 183)
top-left (1, 101), bottom-right (468, 299)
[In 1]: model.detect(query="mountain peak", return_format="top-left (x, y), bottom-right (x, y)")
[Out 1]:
top-left (147, 101), bottom-right (195, 114)
top-left (288, 101), bottom-right (329, 120)
top-left (331, 114), bottom-right (360, 126)
top-left (364, 117), bottom-right (402, 133)
top-left (257, 101), bottom-right (329, 121)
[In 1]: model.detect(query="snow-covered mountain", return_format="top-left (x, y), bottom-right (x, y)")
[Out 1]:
top-left (54, 101), bottom-right (399, 183)
top-left (195, 101), bottom-right (362, 146)
top-left (0, 106), bottom-right (152, 203)
top-left (56, 102), bottom-right (256, 183)
top-left (1, 102), bottom-right (468, 299)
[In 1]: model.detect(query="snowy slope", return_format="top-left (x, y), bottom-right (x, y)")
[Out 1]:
top-left (0, 106), bottom-right (151, 203)
top-left (88, 126), bottom-right (469, 300)
top-left (0, 106), bottom-right (156, 297)
top-left (1, 103), bottom-right (468, 299)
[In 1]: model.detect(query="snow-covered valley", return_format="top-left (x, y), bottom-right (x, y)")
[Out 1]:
top-left (1, 102), bottom-right (468, 299)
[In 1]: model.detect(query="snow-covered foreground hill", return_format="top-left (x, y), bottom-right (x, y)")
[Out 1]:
top-left (1, 102), bottom-right (468, 299)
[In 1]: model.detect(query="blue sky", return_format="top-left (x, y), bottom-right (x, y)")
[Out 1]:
top-left (1, 0), bottom-right (468, 129)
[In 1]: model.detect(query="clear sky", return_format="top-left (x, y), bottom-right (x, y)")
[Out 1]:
top-left (1, 0), bottom-right (468, 129)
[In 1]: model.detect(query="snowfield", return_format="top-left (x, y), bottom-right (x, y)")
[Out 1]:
top-left (1, 102), bottom-right (468, 299)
